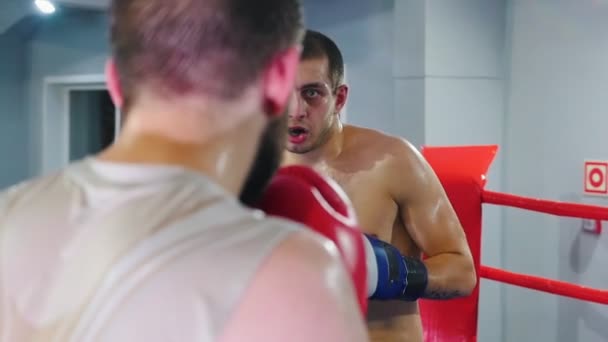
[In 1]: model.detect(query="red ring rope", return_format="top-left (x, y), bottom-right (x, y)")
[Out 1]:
top-left (479, 189), bottom-right (608, 305)
top-left (480, 265), bottom-right (608, 305)
top-left (482, 190), bottom-right (608, 221)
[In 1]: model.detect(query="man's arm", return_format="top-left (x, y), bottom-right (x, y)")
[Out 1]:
top-left (220, 231), bottom-right (369, 342)
top-left (388, 139), bottom-right (476, 299)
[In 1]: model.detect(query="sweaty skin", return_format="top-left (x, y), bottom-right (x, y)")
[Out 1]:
top-left (283, 56), bottom-right (476, 342)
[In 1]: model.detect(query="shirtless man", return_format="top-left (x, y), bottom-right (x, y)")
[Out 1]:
top-left (282, 29), bottom-right (477, 342)
top-left (0, 4), bottom-right (368, 341)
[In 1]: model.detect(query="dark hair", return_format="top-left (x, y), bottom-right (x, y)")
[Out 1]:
top-left (301, 30), bottom-right (344, 91)
top-left (109, 0), bottom-right (303, 109)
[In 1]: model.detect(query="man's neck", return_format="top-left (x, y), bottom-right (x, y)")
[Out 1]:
top-left (99, 105), bottom-right (264, 197)
top-left (283, 122), bottom-right (345, 167)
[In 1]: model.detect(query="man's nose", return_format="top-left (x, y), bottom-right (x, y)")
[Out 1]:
top-left (289, 94), bottom-right (307, 120)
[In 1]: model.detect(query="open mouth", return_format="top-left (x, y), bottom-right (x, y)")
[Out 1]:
top-left (287, 126), bottom-right (309, 144)
top-left (288, 127), bottom-right (309, 137)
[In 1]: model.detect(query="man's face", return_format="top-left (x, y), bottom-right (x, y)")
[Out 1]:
top-left (286, 57), bottom-right (342, 154)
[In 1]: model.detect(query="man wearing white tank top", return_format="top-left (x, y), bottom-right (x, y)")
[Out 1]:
top-left (0, 0), bottom-right (368, 341)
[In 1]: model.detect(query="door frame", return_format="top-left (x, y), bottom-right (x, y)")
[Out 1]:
top-left (41, 74), bottom-right (120, 174)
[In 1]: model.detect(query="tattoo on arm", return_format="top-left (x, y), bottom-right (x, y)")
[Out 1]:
top-left (423, 289), bottom-right (464, 300)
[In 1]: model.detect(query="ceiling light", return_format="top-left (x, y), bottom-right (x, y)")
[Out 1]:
top-left (35, 0), bottom-right (56, 14)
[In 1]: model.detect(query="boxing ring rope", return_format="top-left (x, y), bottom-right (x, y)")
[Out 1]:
top-left (419, 145), bottom-right (608, 342)
top-left (480, 190), bottom-right (608, 305)
top-left (480, 266), bottom-right (608, 305)
top-left (482, 190), bottom-right (608, 221)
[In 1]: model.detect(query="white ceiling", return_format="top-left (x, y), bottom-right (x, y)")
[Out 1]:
top-left (1, 0), bottom-right (31, 34)
top-left (1, 0), bottom-right (109, 34)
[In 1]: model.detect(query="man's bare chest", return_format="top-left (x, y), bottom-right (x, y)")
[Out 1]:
top-left (316, 166), bottom-right (398, 238)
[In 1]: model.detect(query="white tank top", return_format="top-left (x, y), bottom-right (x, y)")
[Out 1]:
top-left (0, 158), bottom-right (299, 342)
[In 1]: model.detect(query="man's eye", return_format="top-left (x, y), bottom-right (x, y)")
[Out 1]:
top-left (303, 89), bottom-right (319, 98)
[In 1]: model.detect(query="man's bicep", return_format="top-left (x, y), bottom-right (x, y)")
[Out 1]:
top-left (394, 146), bottom-right (469, 257)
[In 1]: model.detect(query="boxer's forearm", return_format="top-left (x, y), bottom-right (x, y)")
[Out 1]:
top-left (422, 253), bottom-right (476, 299)
top-left (363, 235), bottom-right (475, 301)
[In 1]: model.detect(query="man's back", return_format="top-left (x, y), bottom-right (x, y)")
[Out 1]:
top-left (0, 159), bottom-right (360, 341)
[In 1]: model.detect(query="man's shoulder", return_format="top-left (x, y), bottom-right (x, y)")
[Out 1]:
top-left (254, 213), bottom-right (338, 263)
top-left (345, 124), bottom-right (422, 170)
top-left (0, 173), bottom-right (63, 210)
top-left (243, 211), bottom-right (330, 246)
top-left (221, 222), bottom-right (366, 342)
top-left (244, 220), bottom-right (347, 300)
top-left (346, 125), bottom-right (417, 153)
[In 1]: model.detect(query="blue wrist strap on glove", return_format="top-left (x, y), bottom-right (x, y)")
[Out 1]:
top-left (366, 234), bottom-right (428, 301)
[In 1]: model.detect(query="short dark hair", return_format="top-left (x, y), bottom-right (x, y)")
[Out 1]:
top-left (301, 30), bottom-right (344, 91)
top-left (109, 0), bottom-right (303, 108)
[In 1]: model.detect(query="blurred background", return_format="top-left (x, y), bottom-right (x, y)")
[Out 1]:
top-left (1, 0), bottom-right (607, 341)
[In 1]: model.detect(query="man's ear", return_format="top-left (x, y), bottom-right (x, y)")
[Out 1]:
top-left (262, 46), bottom-right (301, 118)
top-left (105, 58), bottom-right (124, 109)
top-left (334, 84), bottom-right (349, 115)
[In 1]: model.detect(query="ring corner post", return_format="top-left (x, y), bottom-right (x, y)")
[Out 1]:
top-left (418, 145), bottom-right (498, 342)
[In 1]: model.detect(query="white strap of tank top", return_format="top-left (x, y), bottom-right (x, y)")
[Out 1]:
top-left (69, 198), bottom-right (254, 342)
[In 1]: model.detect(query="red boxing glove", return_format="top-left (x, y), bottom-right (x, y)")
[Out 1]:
top-left (255, 165), bottom-right (368, 315)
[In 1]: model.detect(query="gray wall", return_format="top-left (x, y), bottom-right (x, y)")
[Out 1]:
top-left (0, 20), bottom-right (32, 188)
top-left (26, 8), bottom-right (108, 175)
top-left (304, 0), bottom-right (396, 136)
top-left (0, 9), bottom-right (108, 188)
top-left (504, 0), bottom-right (608, 341)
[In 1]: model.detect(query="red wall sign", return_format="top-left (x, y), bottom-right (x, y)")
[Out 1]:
top-left (584, 160), bottom-right (608, 196)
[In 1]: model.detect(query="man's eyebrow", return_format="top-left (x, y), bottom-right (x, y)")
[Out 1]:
top-left (299, 82), bottom-right (329, 89)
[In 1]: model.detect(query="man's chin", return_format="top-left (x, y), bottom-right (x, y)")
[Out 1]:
top-left (285, 143), bottom-right (309, 155)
